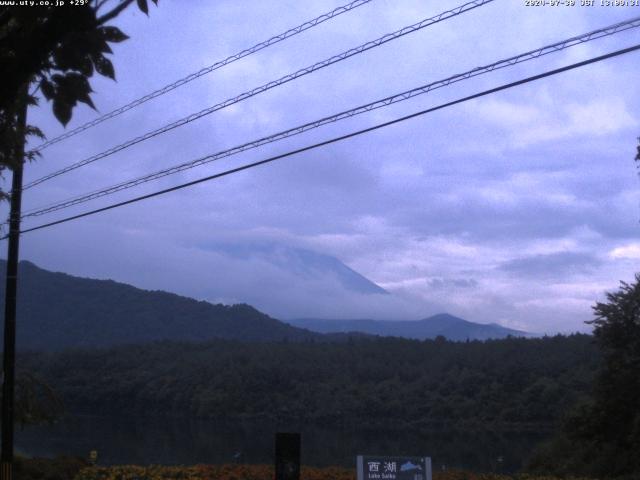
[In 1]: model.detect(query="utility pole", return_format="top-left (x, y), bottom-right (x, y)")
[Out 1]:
top-left (1, 87), bottom-right (28, 480)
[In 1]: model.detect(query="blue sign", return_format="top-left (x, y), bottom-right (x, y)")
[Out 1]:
top-left (357, 455), bottom-right (432, 480)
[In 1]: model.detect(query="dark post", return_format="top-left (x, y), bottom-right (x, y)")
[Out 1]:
top-left (275, 432), bottom-right (300, 480)
top-left (1, 89), bottom-right (28, 480)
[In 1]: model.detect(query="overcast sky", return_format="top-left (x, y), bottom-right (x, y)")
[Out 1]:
top-left (3, 0), bottom-right (640, 333)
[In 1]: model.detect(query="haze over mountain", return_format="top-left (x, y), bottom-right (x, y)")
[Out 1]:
top-left (179, 243), bottom-right (410, 320)
top-left (218, 243), bottom-right (388, 295)
top-left (0, 259), bottom-right (526, 350)
top-left (32, 242), bottom-right (411, 322)
top-left (289, 314), bottom-right (528, 341)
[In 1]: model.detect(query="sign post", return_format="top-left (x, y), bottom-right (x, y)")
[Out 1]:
top-left (357, 455), bottom-right (432, 480)
top-left (275, 432), bottom-right (300, 480)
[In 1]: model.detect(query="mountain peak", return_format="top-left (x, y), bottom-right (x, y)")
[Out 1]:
top-left (211, 243), bottom-right (388, 296)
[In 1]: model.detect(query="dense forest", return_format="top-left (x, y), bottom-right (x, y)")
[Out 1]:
top-left (528, 277), bottom-right (640, 479)
top-left (20, 334), bottom-right (598, 430)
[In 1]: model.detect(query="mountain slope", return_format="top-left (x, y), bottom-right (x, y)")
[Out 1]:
top-left (289, 313), bottom-right (527, 341)
top-left (184, 243), bottom-right (391, 319)
top-left (0, 260), bottom-right (319, 351)
top-left (216, 243), bottom-right (388, 296)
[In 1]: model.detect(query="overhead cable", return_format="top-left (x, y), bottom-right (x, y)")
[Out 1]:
top-left (22, 0), bottom-right (494, 191)
top-left (29, 0), bottom-right (375, 153)
top-left (10, 43), bottom-right (640, 238)
top-left (21, 15), bottom-right (640, 219)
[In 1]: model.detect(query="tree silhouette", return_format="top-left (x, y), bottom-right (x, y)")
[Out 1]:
top-left (0, 371), bottom-right (64, 427)
top-left (0, 0), bottom-right (158, 427)
top-left (0, 0), bottom-right (158, 197)
top-left (583, 275), bottom-right (640, 476)
top-left (529, 275), bottom-right (640, 478)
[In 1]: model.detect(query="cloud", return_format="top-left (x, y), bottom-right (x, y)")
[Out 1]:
top-left (609, 243), bottom-right (640, 260)
top-left (427, 278), bottom-right (478, 289)
top-left (467, 96), bottom-right (637, 148)
top-left (7, 0), bottom-right (640, 336)
top-left (499, 252), bottom-right (602, 279)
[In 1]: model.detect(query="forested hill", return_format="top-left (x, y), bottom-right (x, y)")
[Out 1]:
top-left (0, 259), bottom-right (523, 351)
top-left (22, 334), bottom-right (599, 429)
top-left (0, 260), bottom-right (320, 350)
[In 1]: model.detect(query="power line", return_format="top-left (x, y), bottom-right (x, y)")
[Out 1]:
top-left (21, 16), bottom-right (640, 219)
top-left (10, 43), bottom-right (640, 239)
top-left (28, 0), bottom-right (375, 154)
top-left (22, 0), bottom-right (494, 191)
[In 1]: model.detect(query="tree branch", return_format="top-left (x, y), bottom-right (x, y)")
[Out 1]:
top-left (94, 0), bottom-right (111, 13)
top-left (96, 0), bottom-right (135, 25)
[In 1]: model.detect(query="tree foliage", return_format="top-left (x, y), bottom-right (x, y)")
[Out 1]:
top-left (0, 0), bottom-right (157, 194)
top-left (20, 334), bottom-right (599, 430)
top-left (14, 371), bottom-right (64, 426)
top-left (0, 370), bottom-right (63, 427)
top-left (529, 275), bottom-right (640, 479)
top-left (0, 0), bottom-right (157, 423)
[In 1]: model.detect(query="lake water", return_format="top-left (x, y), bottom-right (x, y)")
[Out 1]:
top-left (15, 415), bottom-right (549, 473)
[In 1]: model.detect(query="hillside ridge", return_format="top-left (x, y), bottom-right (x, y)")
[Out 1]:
top-left (288, 313), bottom-right (527, 341)
top-left (0, 259), bottom-right (319, 350)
